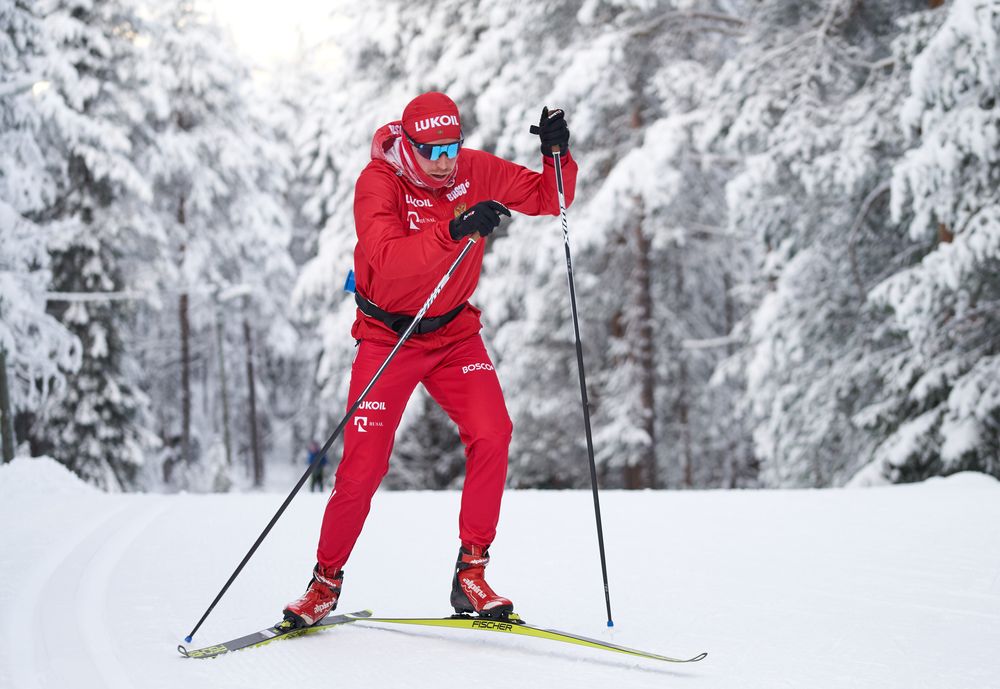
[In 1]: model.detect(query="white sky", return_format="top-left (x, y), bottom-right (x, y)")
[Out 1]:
top-left (198, 0), bottom-right (342, 70)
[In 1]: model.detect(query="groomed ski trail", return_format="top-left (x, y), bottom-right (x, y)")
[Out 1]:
top-left (2, 458), bottom-right (999, 689)
top-left (5, 498), bottom-right (170, 689)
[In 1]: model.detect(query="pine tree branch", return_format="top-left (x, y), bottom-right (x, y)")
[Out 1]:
top-left (847, 180), bottom-right (892, 302)
top-left (956, 198), bottom-right (1000, 238)
top-left (631, 10), bottom-right (747, 38)
top-left (0, 78), bottom-right (39, 99)
top-left (45, 291), bottom-right (150, 302)
top-left (686, 221), bottom-right (735, 240)
top-left (682, 335), bottom-right (740, 350)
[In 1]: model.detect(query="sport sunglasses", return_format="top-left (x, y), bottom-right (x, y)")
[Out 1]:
top-left (404, 129), bottom-right (464, 161)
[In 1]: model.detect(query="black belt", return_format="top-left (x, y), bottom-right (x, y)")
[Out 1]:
top-left (355, 292), bottom-right (466, 336)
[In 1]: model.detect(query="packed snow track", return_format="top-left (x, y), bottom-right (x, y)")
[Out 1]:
top-left (2, 457), bottom-right (999, 689)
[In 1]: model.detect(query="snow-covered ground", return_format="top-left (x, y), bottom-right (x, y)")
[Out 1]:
top-left (1, 457), bottom-right (998, 689)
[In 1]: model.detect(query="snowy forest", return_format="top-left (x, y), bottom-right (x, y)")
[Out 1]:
top-left (1, 0), bottom-right (997, 493)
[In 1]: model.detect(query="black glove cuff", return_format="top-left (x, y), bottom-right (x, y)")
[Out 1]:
top-left (541, 145), bottom-right (570, 158)
top-left (448, 216), bottom-right (467, 241)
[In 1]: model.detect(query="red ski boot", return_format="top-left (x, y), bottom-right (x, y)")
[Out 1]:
top-left (283, 564), bottom-right (343, 627)
top-left (451, 544), bottom-right (514, 618)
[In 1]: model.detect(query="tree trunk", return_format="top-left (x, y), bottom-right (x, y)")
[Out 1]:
top-left (723, 271), bottom-right (738, 488)
top-left (216, 312), bottom-right (232, 467)
top-left (633, 204), bottom-right (657, 489)
top-left (937, 222), bottom-right (953, 243)
top-left (680, 356), bottom-right (693, 487)
top-left (0, 349), bottom-right (15, 463)
top-left (622, 199), bottom-right (657, 489)
top-left (611, 310), bottom-right (643, 489)
top-left (178, 195), bottom-right (192, 467)
top-left (180, 291), bottom-right (192, 464)
top-left (243, 310), bottom-right (263, 487)
top-left (675, 251), bottom-right (693, 487)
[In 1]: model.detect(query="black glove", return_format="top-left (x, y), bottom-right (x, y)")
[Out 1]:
top-left (448, 200), bottom-right (511, 241)
top-left (529, 107), bottom-right (570, 157)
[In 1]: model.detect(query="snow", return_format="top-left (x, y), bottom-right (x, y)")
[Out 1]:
top-left (919, 470), bottom-right (1000, 490)
top-left (0, 456), bottom-right (99, 497)
top-left (2, 459), bottom-right (999, 688)
top-left (877, 408), bottom-right (942, 469)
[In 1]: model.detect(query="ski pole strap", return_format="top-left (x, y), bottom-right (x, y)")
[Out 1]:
top-left (355, 291), bottom-right (466, 335)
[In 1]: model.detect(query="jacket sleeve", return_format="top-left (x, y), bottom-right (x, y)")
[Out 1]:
top-left (354, 169), bottom-right (457, 280)
top-left (483, 150), bottom-right (578, 216)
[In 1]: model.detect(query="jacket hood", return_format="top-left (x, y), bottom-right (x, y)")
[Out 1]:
top-left (370, 121), bottom-right (458, 191)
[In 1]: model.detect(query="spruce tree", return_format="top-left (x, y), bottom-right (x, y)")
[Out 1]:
top-left (705, 0), bottom-right (930, 486)
top-left (24, 0), bottom-right (157, 490)
top-left (861, 0), bottom-right (1000, 482)
top-left (1, 0), bottom-right (81, 456)
top-left (136, 0), bottom-right (296, 489)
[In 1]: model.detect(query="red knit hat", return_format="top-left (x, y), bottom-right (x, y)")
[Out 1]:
top-left (402, 92), bottom-right (462, 143)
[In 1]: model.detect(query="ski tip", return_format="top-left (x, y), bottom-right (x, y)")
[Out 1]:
top-left (184, 635), bottom-right (193, 644)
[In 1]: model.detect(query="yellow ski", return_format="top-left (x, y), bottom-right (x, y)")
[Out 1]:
top-left (346, 613), bottom-right (707, 664)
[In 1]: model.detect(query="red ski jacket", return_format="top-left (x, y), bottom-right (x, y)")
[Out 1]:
top-left (351, 121), bottom-right (578, 349)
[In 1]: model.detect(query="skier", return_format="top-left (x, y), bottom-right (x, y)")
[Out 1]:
top-left (282, 92), bottom-right (576, 627)
top-left (307, 440), bottom-right (328, 492)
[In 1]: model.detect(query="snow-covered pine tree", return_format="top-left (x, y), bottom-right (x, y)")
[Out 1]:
top-left (564, 1), bottom-right (750, 489)
top-left (135, 0), bottom-right (296, 489)
top-left (705, 0), bottom-right (930, 486)
top-left (255, 64), bottom-right (328, 478)
top-left (279, 55), bottom-right (366, 473)
top-left (0, 0), bottom-right (81, 457)
top-left (22, 0), bottom-right (160, 490)
top-left (859, 0), bottom-right (1000, 483)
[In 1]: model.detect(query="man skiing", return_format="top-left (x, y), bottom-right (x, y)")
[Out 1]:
top-left (283, 92), bottom-right (577, 627)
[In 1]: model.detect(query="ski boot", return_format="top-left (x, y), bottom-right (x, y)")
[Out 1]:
top-left (283, 564), bottom-right (344, 628)
top-left (451, 544), bottom-right (514, 619)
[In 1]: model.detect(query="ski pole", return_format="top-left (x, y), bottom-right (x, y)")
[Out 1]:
top-left (553, 145), bottom-right (614, 628)
top-left (184, 236), bottom-right (481, 643)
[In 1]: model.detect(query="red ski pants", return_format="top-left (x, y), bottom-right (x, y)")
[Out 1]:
top-left (316, 334), bottom-right (513, 571)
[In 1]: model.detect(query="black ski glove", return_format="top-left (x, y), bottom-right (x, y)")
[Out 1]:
top-left (529, 107), bottom-right (570, 157)
top-left (448, 200), bottom-right (511, 241)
